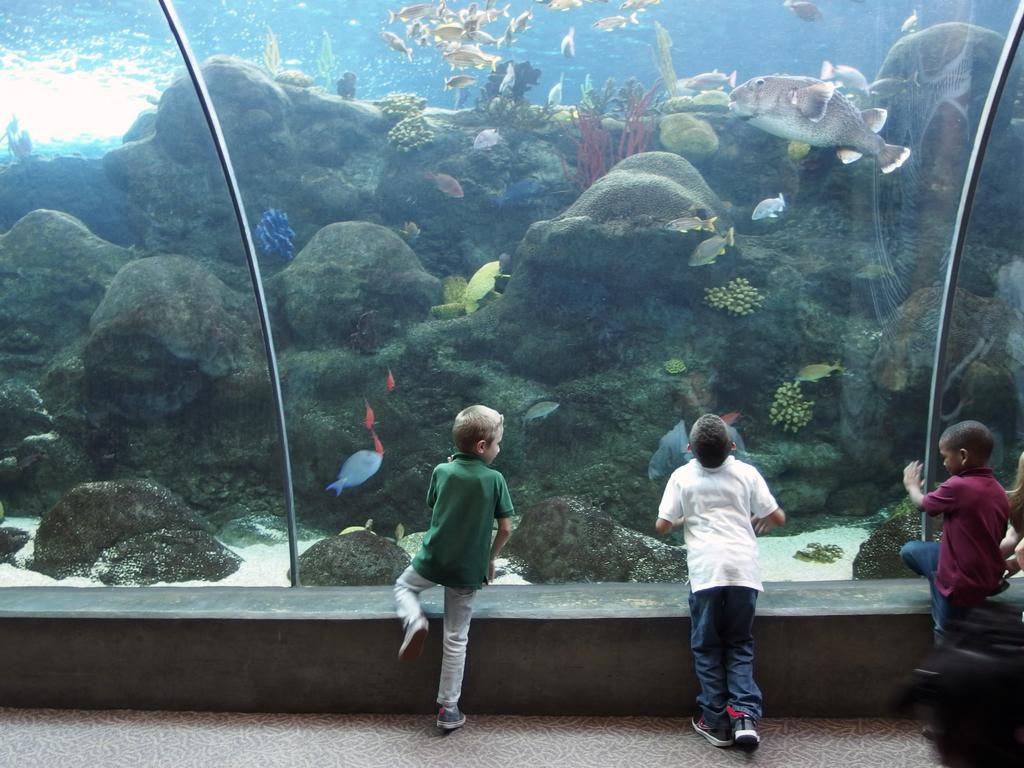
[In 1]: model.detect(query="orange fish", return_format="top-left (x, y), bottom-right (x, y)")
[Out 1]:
top-left (386, 368), bottom-right (396, 392)
top-left (371, 429), bottom-right (384, 455)
top-left (364, 399), bottom-right (375, 431)
top-left (424, 171), bottom-right (464, 198)
top-left (720, 410), bottom-right (742, 426)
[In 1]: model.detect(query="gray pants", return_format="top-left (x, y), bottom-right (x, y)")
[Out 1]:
top-left (394, 565), bottom-right (476, 706)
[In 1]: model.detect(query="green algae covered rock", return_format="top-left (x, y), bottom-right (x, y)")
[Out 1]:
top-left (659, 113), bottom-right (719, 159)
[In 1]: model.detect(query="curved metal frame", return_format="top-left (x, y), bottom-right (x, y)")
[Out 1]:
top-left (922, 2), bottom-right (1024, 537)
top-left (156, 0), bottom-right (301, 584)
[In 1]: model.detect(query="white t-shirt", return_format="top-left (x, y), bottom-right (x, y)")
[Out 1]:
top-left (658, 455), bottom-right (778, 592)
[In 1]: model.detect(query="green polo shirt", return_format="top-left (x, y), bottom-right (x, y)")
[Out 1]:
top-left (412, 453), bottom-right (514, 589)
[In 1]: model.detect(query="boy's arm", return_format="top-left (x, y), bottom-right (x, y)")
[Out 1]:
top-left (903, 461), bottom-right (925, 508)
top-left (655, 517), bottom-right (676, 536)
top-left (754, 507), bottom-right (785, 535)
top-left (487, 517), bottom-right (512, 582)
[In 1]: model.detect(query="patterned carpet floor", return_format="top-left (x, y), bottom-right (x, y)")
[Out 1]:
top-left (0, 709), bottom-right (939, 767)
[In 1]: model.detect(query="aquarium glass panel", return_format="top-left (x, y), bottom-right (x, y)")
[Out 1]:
top-left (6, 1), bottom-right (1014, 592)
top-left (0, 0), bottom-right (286, 587)
top-left (174, 0), bottom-right (1019, 588)
top-left (941, 32), bottom-right (1023, 547)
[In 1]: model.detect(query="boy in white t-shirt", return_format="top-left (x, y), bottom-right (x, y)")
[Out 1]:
top-left (656, 414), bottom-right (786, 749)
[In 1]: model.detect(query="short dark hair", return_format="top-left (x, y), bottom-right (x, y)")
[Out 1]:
top-left (689, 414), bottom-right (730, 468)
top-left (939, 420), bottom-right (994, 463)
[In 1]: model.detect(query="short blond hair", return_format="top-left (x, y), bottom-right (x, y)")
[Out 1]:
top-left (453, 405), bottom-right (504, 452)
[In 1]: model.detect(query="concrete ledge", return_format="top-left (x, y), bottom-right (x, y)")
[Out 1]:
top-left (0, 581), bottom-right (1018, 717)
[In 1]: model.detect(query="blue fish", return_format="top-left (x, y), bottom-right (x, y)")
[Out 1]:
top-left (326, 449), bottom-right (383, 496)
top-left (255, 208), bottom-right (296, 262)
top-left (490, 179), bottom-right (540, 208)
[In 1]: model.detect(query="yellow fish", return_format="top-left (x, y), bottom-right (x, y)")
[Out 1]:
top-left (796, 361), bottom-right (844, 381)
top-left (667, 214), bottom-right (717, 233)
top-left (901, 8), bottom-right (918, 33)
top-left (688, 226), bottom-right (734, 267)
top-left (854, 263), bottom-right (896, 280)
top-left (442, 46), bottom-right (501, 71)
top-left (592, 13), bottom-right (639, 31)
top-left (444, 74), bottom-right (478, 90)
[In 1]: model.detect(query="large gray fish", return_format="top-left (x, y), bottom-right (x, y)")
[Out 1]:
top-left (729, 75), bottom-right (911, 173)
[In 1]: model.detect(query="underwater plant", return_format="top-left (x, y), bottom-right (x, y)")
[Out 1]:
top-left (704, 278), bottom-right (764, 316)
top-left (316, 31), bottom-right (336, 88)
top-left (653, 22), bottom-right (678, 98)
top-left (255, 208), bottom-right (295, 261)
top-left (769, 381), bottom-right (814, 433)
top-left (263, 27), bottom-right (281, 76)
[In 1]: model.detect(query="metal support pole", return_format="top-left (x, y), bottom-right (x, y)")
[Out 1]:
top-left (155, 0), bottom-right (301, 584)
top-left (922, 2), bottom-right (1024, 538)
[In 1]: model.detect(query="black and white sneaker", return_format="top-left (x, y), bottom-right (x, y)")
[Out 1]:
top-left (692, 715), bottom-right (733, 747)
top-left (730, 712), bottom-right (760, 746)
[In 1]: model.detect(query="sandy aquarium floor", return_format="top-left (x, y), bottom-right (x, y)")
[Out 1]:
top-left (0, 516), bottom-right (884, 588)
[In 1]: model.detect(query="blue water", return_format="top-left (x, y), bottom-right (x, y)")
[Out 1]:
top-left (0, 0), bottom-right (1016, 156)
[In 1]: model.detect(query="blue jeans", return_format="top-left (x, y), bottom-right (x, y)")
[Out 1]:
top-left (688, 586), bottom-right (762, 729)
top-left (900, 540), bottom-right (967, 643)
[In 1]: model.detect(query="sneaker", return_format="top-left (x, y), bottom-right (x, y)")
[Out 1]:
top-left (436, 703), bottom-right (466, 730)
top-left (692, 715), bottom-right (733, 747)
top-left (398, 616), bottom-right (428, 661)
top-left (728, 711), bottom-right (760, 746)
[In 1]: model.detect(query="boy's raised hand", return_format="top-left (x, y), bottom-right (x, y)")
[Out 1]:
top-left (903, 460), bottom-right (923, 491)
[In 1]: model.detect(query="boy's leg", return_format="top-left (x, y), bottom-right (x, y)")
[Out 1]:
top-left (720, 586), bottom-right (762, 745)
top-left (436, 585), bottom-right (475, 729)
top-left (394, 566), bottom-right (433, 661)
top-left (689, 587), bottom-right (730, 734)
top-left (899, 541), bottom-right (949, 642)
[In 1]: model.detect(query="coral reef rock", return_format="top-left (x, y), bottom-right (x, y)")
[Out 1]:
top-left (297, 530), bottom-right (410, 586)
top-left (0, 527), bottom-right (30, 565)
top-left (659, 113), bottom-right (719, 159)
top-left (0, 210), bottom-right (130, 379)
top-left (852, 500), bottom-right (922, 579)
top-left (85, 255), bottom-right (263, 419)
top-left (560, 151), bottom-right (730, 225)
top-left (32, 479), bottom-right (241, 584)
top-left (269, 221), bottom-right (441, 349)
top-left (505, 496), bottom-right (687, 583)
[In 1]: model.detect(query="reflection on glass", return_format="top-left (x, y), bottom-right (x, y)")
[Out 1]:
top-left (0, 1), bottom-right (1018, 590)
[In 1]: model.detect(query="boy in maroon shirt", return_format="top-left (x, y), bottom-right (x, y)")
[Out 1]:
top-left (901, 420), bottom-right (1009, 642)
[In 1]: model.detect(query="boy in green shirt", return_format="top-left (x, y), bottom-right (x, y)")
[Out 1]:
top-left (394, 404), bottom-right (514, 730)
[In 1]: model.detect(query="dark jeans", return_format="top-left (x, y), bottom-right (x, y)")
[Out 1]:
top-left (688, 586), bottom-right (762, 729)
top-left (899, 540), bottom-right (967, 643)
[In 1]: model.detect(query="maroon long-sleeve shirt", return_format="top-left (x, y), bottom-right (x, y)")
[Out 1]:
top-left (923, 467), bottom-right (1009, 607)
